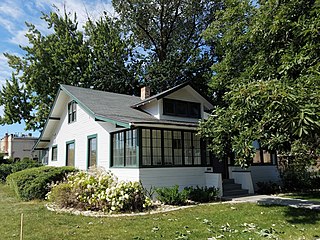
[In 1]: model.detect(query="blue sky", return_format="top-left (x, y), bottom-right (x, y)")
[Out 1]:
top-left (0, 0), bottom-right (113, 137)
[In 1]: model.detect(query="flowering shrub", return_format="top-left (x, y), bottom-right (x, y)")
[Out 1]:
top-left (47, 168), bottom-right (152, 213)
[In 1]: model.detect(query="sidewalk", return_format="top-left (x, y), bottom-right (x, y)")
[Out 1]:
top-left (224, 195), bottom-right (320, 210)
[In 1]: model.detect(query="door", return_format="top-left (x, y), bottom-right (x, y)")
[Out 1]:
top-left (212, 156), bottom-right (229, 179)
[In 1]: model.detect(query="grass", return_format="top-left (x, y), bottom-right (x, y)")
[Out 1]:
top-left (0, 184), bottom-right (320, 240)
top-left (282, 192), bottom-right (320, 202)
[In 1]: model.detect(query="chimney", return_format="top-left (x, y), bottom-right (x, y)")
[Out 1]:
top-left (140, 86), bottom-right (151, 100)
top-left (4, 133), bottom-right (8, 153)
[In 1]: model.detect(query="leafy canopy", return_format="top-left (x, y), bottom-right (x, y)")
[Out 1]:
top-left (199, 0), bottom-right (320, 166)
top-left (0, 10), bottom-right (136, 130)
top-left (1, 2), bottom-right (221, 130)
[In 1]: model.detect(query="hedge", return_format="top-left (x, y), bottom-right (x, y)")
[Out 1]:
top-left (6, 166), bottom-right (76, 201)
top-left (0, 159), bottom-right (42, 182)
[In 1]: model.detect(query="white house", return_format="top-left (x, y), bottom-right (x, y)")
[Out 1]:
top-left (34, 83), bottom-right (281, 196)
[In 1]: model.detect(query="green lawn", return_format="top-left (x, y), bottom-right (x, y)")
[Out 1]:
top-left (1, 184), bottom-right (319, 240)
top-left (282, 192), bottom-right (320, 203)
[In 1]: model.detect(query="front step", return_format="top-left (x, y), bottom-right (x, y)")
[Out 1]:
top-left (222, 179), bottom-right (249, 197)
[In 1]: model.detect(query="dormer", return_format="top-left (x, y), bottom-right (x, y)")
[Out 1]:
top-left (132, 82), bottom-right (213, 122)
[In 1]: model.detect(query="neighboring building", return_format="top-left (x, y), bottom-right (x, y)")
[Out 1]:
top-left (34, 83), bottom-right (280, 196)
top-left (0, 133), bottom-right (40, 161)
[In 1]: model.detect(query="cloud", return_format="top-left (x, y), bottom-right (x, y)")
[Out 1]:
top-left (9, 29), bottom-right (29, 47)
top-left (0, 17), bottom-right (17, 34)
top-left (0, 54), bottom-right (11, 84)
top-left (0, 0), bottom-right (23, 19)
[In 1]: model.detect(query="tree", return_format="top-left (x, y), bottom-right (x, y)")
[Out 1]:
top-left (0, 10), bottom-right (136, 130)
top-left (112, 0), bottom-right (221, 93)
top-left (199, 0), bottom-right (320, 166)
top-left (0, 11), bottom-right (91, 130)
top-left (85, 14), bottom-right (140, 95)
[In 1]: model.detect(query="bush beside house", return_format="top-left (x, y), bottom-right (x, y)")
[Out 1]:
top-left (6, 166), bottom-right (76, 201)
top-left (47, 169), bottom-right (152, 213)
top-left (0, 158), bottom-right (42, 182)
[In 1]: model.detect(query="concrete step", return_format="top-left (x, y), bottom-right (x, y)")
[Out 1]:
top-left (223, 189), bottom-right (249, 197)
top-left (222, 183), bottom-right (242, 191)
top-left (223, 179), bottom-right (235, 184)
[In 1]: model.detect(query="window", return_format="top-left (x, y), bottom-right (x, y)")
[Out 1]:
top-left (126, 130), bottom-right (137, 167)
top-left (193, 133), bottom-right (201, 165)
top-left (68, 101), bottom-right (77, 123)
top-left (140, 128), bottom-right (209, 167)
top-left (141, 129), bottom-right (162, 166)
top-left (252, 140), bottom-right (277, 165)
top-left (112, 129), bottom-right (138, 167)
top-left (184, 132), bottom-right (193, 165)
top-left (173, 131), bottom-right (182, 165)
top-left (142, 129), bottom-right (151, 166)
top-left (51, 145), bottom-right (57, 161)
top-left (88, 135), bottom-right (97, 168)
top-left (163, 130), bottom-right (173, 165)
top-left (66, 141), bottom-right (75, 166)
top-left (41, 149), bottom-right (49, 165)
top-left (113, 132), bottom-right (125, 167)
top-left (163, 99), bottom-right (201, 118)
top-left (111, 128), bottom-right (210, 168)
top-left (152, 129), bottom-right (162, 165)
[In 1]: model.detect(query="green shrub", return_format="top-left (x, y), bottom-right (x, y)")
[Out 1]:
top-left (0, 164), bottom-right (12, 182)
top-left (0, 159), bottom-right (42, 182)
top-left (45, 182), bottom-right (78, 208)
top-left (6, 166), bottom-right (76, 201)
top-left (11, 159), bottom-right (42, 173)
top-left (185, 186), bottom-right (219, 203)
top-left (256, 181), bottom-right (282, 194)
top-left (47, 169), bottom-right (152, 213)
top-left (155, 185), bottom-right (189, 205)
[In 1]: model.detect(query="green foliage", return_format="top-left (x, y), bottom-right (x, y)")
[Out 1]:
top-left (0, 164), bottom-right (12, 182)
top-left (10, 159), bottom-right (42, 174)
top-left (0, 159), bottom-right (42, 182)
top-left (47, 169), bottom-right (152, 213)
top-left (185, 186), bottom-right (219, 203)
top-left (0, 10), bottom-right (137, 130)
top-left (155, 185), bottom-right (189, 205)
top-left (6, 166), bottom-right (76, 201)
top-left (200, 0), bottom-right (320, 167)
top-left (0, 2), bottom-right (220, 130)
top-left (104, 0), bottom-right (219, 93)
top-left (280, 165), bottom-right (320, 192)
top-left (256, 181), bottom-right (282, 195)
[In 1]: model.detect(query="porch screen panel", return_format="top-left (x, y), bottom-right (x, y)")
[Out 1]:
top-left (193, 133), bottom-right (201, 165)
top-left (126, 130), bottom-right (137, 166)
top-left (152, 129), bottom-right (162, 165)
top-left (142, 129), bottom-right (151, 165)
top-left (113, 132), bottom-right (124, 166)
top-left (184, 132), bottom-right (193, 165)
top-left (163, 130), bottom-right (173, 165)
top-left (173, 131), bottom-right (182, 165)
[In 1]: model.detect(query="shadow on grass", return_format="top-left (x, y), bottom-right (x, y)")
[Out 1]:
top-left (257, 198), bottom-right (320, 224)
top-left (286, 192), bottom-right (320, 202)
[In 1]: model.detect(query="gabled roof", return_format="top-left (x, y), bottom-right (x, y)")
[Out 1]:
top-left (61, 84), bottom-right (156, 127)
top-left (131, 82), bottom-right (213, 108)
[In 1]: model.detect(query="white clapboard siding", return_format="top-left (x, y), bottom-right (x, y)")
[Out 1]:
top-left (110, 168), bottom-right (140, 182)
top-left (139, 167), bottom-right (206, 190)
top-left (47, 96), bottom-right (117, 170)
